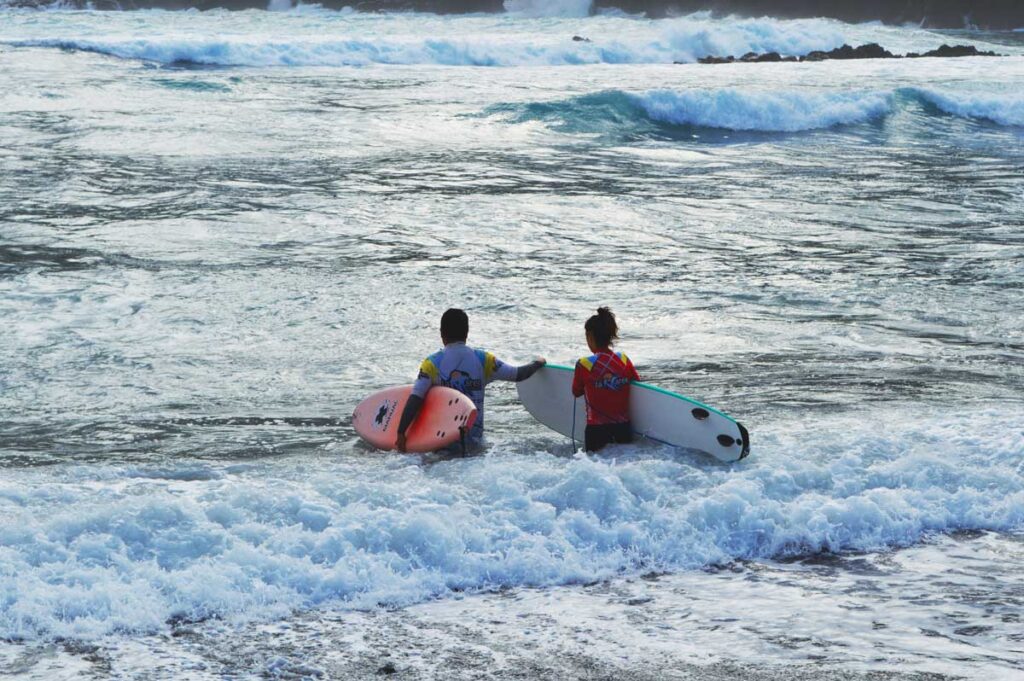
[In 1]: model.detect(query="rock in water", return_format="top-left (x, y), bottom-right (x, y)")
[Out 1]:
top-left (920, 44), bottom-right (998, 57)
top-left (802, 50), bottom-right (830, 62)
top-left (697, 42), bottom-right (1000, 65)
top-left (697, 55), bottom-right (736, 64)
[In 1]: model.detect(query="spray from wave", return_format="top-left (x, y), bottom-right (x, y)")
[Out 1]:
top-left (503, 0), bottom-right (592, 18)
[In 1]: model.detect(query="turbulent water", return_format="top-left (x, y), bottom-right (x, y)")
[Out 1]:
top-left (1, 6), bottom-right (1023, 679)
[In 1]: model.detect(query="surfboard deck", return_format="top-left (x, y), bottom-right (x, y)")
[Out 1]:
top-left (516, 364), bottom-right (749, 463)
top-left (353, 385), bottom-right (477, 453)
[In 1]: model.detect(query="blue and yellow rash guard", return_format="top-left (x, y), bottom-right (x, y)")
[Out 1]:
top-left (411, 342), bottom-right (518, 440)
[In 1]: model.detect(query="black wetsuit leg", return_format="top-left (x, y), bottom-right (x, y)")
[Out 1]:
top-left (584, 422), bottom-right (634, 452)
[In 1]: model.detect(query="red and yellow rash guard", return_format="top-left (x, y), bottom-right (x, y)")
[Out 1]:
top-left (571, 350), bottom-right (640, 426)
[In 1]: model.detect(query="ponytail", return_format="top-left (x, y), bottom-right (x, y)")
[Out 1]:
top-left (585, 307), bottom-right (619, 348)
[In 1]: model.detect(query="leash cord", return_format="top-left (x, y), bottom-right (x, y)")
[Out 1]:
top-left (571, 395), bottom-right (579, 452)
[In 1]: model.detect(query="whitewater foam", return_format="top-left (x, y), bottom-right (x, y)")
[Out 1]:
top-left (634, 89), bottom-right (892, 132)
top-left (503, 0), bottom-right (592, 19)
top-left (1, 410), bottom-right (1021, 640)
top-left (495, 86), bottom-right (1024, 135)
top-left (913, 88), bottom-right (1024, 126)
top-left (660, 14), bottom-right (845, 63)
top-left (3, 14), bottom-right (850, 66)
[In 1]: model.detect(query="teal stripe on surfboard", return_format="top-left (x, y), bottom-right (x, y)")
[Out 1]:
top-left (544, 363), bottom-right (737, 424)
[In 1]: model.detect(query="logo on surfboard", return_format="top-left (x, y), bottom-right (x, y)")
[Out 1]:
top-left (371, 399), bottom-right (397, 431)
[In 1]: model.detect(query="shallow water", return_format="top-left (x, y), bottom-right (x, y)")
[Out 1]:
top-left (0, 7), bottom-right (1023, 678)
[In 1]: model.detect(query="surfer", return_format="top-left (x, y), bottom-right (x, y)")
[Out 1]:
top-left (572, 307), bottom-right (640, 452)
top-left (395, 308), bottom-right (546, 452)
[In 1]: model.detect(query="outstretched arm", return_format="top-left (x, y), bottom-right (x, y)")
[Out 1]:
top-left (485, 352), bottom-right (546, 383)
top-left (515, 358), bottom-right (546, 382)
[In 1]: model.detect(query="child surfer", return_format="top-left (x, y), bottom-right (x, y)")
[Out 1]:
top-left (395, 308), bottom-right (545, 452)
top-left (571, 307), bottom-right (640, 452)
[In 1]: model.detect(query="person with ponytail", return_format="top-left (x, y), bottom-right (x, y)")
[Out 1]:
top-left (571, 307), bottom-right (640, 452)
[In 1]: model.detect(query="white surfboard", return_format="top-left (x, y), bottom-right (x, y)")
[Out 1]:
top-left (516, 364), bottom-right (750, 463)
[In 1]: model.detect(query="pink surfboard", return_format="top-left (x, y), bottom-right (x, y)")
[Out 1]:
top-left (352, 385), bottom-right (477, 453)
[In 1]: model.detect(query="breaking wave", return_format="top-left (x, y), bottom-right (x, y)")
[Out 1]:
top-left (4, 14), bottom-right (847, 66)
top-left (635, 88), bottom-right (892, 132)
top-left (492, 87), bottom-right (1024, 135)
top-left (913, 87), bottom-right (1024, 126)
top-left (0, 410), bottom-right (1022, 640)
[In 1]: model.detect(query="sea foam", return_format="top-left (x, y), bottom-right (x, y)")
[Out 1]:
top-left (633, 89), bottom-right (892, 131)
top-left (912, 88), bottom-right (1024, 127)
top-left (503, 0), bottom-right (593, 18)
top-left (0, 410), bottom-right (1021, 640)
top-left (5, 14), bottom-right (847, 67)
top-left (496, 86), bottom-right (1024, 135)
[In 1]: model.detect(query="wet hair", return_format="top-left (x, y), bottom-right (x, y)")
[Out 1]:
top-left (585, 307), bottom-right (619, 348)
top-left (440, 308), bottom-right (469, 343)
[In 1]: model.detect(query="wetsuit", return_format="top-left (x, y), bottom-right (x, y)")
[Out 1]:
top-left (411, 342), bottom-right (531, 441)
top-left (571, 349), bottom-right (640, 452)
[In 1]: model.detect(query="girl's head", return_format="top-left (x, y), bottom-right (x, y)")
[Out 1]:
top-left (585, 307), bottom-right (619, 351)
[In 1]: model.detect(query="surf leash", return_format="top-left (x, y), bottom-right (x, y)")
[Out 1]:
top-left (570, 395), bottom-right (579, 452)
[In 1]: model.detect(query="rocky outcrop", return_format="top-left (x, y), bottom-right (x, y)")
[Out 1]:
top-left (803, 43), bottom-right (895, 61)
top-left (910, 44), bottom-right (1001, 58)
top-left (697, 42), bottom-right (1001, 65)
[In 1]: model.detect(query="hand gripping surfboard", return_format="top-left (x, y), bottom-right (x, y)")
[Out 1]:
top-left (353, 385), bottom-right (477, 453)
top-left (516, 365), bottom-right (750, 463)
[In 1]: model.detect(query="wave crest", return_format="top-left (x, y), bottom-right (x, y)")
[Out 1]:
top-left (494, 86), bottom-right (1024, 136)
top-left (913, 88), bottom-right (1024, 126)
top-left (634, 89), bottom-right (892, 131)
top-left (493, 88), bottom-right (892, 135)
top-left (4, 15), bottom-right (849, 66)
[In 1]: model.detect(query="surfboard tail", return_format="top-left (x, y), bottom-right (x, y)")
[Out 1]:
top-left (737, 422), bottom-right (751, 460)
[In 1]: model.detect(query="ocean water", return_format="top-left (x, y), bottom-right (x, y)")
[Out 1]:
top-left (0, 6), bottom-right (1023, 679)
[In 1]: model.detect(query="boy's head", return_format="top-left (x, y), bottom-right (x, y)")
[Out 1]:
top-left (440, 308), bottom-right (469, 344)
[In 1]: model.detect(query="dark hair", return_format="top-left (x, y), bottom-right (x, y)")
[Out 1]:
top-left (585, 307), bottom-right (619, 348)
top-left (440, 308), bottom-right (469, 343)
